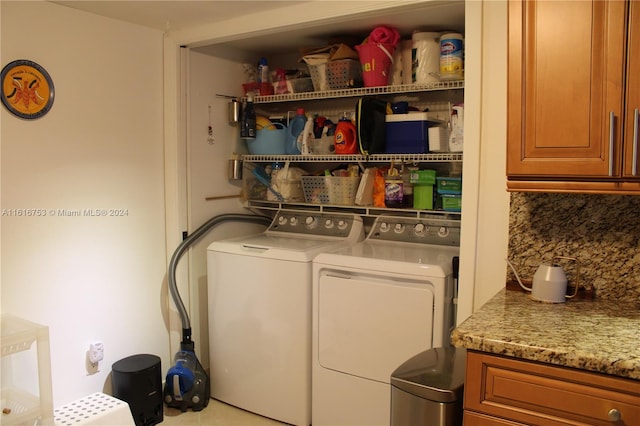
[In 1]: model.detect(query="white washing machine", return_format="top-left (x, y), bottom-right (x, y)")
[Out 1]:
top-left (312, 216), bottom-right (460, 426)
top-left (206, 210), bottom-right (363, 426)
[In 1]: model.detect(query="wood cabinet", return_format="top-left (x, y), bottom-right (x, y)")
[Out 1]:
top-left (507, 0), bottom-right (640, 194)
top-left (463, 351), bottom-right (640, 426)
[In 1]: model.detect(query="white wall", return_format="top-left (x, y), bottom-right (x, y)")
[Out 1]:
top-left (1, 1), bottom-right (169, 407)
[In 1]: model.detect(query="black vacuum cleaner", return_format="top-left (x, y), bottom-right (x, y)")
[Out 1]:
top-left (163, 213), bottom-right (272, 411)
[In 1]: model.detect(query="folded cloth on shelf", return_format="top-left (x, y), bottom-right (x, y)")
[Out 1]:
top-left (366, 26), bottom-right (401, 46)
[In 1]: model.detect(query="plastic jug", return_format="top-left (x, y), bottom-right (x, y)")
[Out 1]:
top-left (298, 116), bottom-right (314, 155)
top-left (286, 108), bottom-right (306, 155)
top-left (334, 113), bottom-right (357, 154)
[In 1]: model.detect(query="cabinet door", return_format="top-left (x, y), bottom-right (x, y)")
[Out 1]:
top-left (507, 0), bottom-right (627, 179)
top-left (464, 411), bottom-right (525, 426)
top-left (464, 351), bottom-right (640, 426)
top-left (623, 0), bottom-right (640, 178)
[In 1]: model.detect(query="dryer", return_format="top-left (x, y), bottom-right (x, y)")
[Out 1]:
top-left (207, 210), bottom-right (363, 426)
top-left (312, 216), bottom-right (460, 426)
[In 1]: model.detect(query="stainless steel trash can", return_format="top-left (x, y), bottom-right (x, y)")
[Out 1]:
top-left (390, 347), bottom-right (466, 426)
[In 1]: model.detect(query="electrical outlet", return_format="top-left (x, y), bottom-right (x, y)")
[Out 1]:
top-left (89, 342), bottom-right (104, 364)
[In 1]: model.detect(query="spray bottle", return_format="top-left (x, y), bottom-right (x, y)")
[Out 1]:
top-left (257, 57), bottom-right (271, 96)
top-left (298, 116), bottom-right (314, 155)
top-left (449, 105), bottom-right (464, 152)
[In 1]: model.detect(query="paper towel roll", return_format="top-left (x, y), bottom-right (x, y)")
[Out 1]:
top-left (400, 39), bottom-right (413, 85)
top-left (412, 32), bottom-right (441, 84)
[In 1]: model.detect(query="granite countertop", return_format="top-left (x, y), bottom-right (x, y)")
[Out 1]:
top-left (451, 288), bottom-right (640, 380)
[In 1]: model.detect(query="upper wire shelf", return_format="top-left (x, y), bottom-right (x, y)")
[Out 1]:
top-left (242, 153), bottom-right (463, 163)
top-left (253, 81), bottom-right (464, 103)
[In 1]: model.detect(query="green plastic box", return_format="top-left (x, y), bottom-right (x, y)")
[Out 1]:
top-left (410, 169), bottom-right (436, 185)
top-left (436, 176), bottom-right (462, 194)
top-left (441, 194), bottom-right (462, 212)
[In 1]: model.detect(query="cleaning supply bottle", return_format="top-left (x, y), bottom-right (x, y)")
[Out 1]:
top-left (298, 116), bottom-right (314, 155)
top-left (286, 108), bottom-right (306, 155)
top-left (449, 105), bottom-right (464, 152)
top-left (334, 112), bottom-right (357, 154)
top-left (384, 164), bottom-right (404, 208)
top-left (257, 57), bottom-right (271, 96)
top-left (240, 93), bottom-right (256, 139)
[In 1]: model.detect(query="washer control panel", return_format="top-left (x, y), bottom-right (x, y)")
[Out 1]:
top-left (268, 211), bottom-right (363, 239)
top-left (367, 217), bottom-right (460, 246)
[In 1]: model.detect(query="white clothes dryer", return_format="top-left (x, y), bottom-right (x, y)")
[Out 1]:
top-left (312, 216), bottom-right (460, 426)
top-left (207, 210), bottom-right (363, 426)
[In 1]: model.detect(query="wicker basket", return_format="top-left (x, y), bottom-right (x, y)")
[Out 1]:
top-left (308, 59), bottom-right (363, 91)
top-left (302, 176), bottom-right (361, 205)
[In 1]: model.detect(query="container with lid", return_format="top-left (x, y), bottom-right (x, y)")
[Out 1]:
top-left (439, 33), bottom-right (464, 81)
top-left (385, 113), bottom-right (442, 154)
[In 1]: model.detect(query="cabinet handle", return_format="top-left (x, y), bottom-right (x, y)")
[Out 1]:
top-left (609, 112), bottom-right (615, 176)
top-left (633, 108), bottom-right (639, 176)
top-left (608, 408), bottom-right (621, 421)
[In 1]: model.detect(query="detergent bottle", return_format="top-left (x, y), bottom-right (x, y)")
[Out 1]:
top-left (334, 112), bottom-right (357, 154)
top-left (286, 108), bottom-right (306, 155)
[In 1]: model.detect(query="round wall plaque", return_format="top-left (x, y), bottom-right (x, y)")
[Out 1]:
top-left (1, 59), bottom-right (55, 119)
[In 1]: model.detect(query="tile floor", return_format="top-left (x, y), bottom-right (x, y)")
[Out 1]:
top-left (162, 399), bottom-right (285, 425)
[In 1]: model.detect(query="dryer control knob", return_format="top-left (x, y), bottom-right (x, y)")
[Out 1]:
top-left (379, 222), bottom-right (390, 232)
top-left (324, 219), bottom-right (334, 229)
top-left (414, 223), bottom-right (427, 237)
top-left (289, 217), bottom-right (299, 226)
top-left (305, 216), bottom-right (318, 229)
top-left (337, 219), bottom-right (348, 230)
top-left (394, 223), bottom-right (405, 234)
top-left (278, 215), bottom-right (287, 226)
top-left (438, 226), bottom-right (449, 237)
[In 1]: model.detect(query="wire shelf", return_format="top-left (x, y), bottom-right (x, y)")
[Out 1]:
top-left (242, 153), bottom-right (463, 163)
top-left (253, 81), bottom-right (464, 103)
top-left (246, 200), bottom-right (462, 220)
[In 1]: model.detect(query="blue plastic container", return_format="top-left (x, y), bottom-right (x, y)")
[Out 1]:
top-left (286, 108), bottom-right (306, 155)
top-left (385, 113), bottom-right (441, 154)
top-left (246, 123), bottom-right (286, 155)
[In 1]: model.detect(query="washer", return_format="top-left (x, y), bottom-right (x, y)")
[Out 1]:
top-left (312, 216), bottom-right (460, 426)
top-left (207, 210), bottom-right (363, 426)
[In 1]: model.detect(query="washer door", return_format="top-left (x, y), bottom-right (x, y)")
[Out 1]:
top-left (317, 271), bottom-right (435, 384)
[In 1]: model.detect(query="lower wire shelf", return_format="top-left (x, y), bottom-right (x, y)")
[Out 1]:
top-left (245, 199), bottom-right (461, 220)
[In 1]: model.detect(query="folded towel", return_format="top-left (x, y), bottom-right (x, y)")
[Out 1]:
top-left (367, 26), bottom-right (401, 46)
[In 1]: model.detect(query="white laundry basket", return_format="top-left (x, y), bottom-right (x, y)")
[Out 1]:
top-left (54, 392), bottom-right (134, 425)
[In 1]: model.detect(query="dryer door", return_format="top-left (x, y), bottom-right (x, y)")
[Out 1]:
top-left (317, 271), bottom-right (435, 384)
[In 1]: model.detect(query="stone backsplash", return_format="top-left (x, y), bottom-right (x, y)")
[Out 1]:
top-left (507, 192), bottom-right (640, 301)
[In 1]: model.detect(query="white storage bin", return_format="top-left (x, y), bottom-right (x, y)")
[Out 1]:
top-left (1, 315), bottom-right (53, 425)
